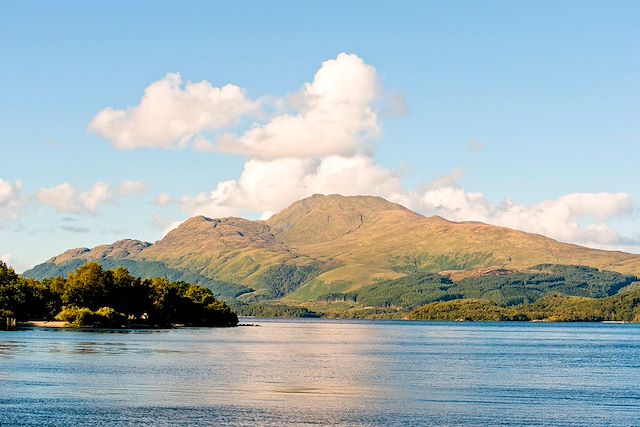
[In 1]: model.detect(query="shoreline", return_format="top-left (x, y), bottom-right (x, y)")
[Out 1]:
top-left (24, 321), bottom-right (67, 328)
top-left (19, 321), bottom-right (239, 330)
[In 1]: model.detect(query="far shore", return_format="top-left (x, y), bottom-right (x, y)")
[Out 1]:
top-left (16, 318), bottom-right (635, 328)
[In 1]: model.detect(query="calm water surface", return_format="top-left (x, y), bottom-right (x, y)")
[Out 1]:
top-left (1, 319), bottom-right (640, 426)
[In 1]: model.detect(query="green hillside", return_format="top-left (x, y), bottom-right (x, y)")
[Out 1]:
top-left (310, 265), bottom-right (638, 310)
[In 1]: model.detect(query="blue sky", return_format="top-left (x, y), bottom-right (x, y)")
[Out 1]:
top-left (1, 0), bottom-right (639, 271)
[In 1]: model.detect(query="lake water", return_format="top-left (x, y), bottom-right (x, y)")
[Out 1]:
top-left (1, 319), bottom-right (640, 426)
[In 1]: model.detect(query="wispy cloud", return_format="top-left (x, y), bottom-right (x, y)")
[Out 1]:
top-left (154, 194), bottom-right (173, 206)
top-left (61, 225), bottom-right (90, 233)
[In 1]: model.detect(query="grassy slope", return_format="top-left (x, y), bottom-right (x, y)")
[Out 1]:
top-left (132, 216), bottom-right (319, 295)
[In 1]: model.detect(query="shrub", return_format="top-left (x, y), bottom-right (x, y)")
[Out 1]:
top-left (55, 306), bottom-right (95, 327)
top-left (94, 307), bottom-right (128, 326)
top-left (55, 306), bottom-right (127, 327)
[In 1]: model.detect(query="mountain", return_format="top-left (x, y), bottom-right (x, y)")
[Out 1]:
top-left (24, 194), bottom-right (640, 305)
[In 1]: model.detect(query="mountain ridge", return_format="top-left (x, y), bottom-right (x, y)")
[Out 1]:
top-left (47, 239), bottom-right (151, 265)
top-left (25, 194), bottom-right (640, 303)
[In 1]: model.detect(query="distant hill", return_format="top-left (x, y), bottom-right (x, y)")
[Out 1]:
top-left (24, 194), bottom-right (640, 308)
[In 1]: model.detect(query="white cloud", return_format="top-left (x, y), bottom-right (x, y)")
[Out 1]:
top-left (0, 179), bottom-right (25, 221)
top-left (37, 181), bottom-right (148, 215)
top-left (417, 187), bottom-right (635, 249)
top-left (88, 73), bottom-right (259, 150)
top-left (495, 193), bottom-right (633, 247)
top-left (217, 53), bottom-right (381, 159)
top-left (181, 155), bottom-right (404, 217)
top-left (0, 180), bottom-right (15, 206)
top-left (37, 183), bottom-right (76, 213)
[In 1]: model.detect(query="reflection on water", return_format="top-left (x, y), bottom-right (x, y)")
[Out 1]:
top-left (1, 319), bottom-right (640, 426)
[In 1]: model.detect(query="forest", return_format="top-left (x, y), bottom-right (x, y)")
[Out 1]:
top-left (410, 290), bottom-right (640, 322)
top-left (0, 261), bottom-right (238, 328)
top-left (315, 265), bottom-right (638, 311)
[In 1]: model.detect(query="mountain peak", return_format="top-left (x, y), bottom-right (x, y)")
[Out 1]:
top-left (48, 247), bottom-right (91, 264)
top-left (295, 193), bottom-right (412, 212)
top-left (266, 193), bottom-right (421, 245)
top-left (47, 239), bottom-right (151, 265)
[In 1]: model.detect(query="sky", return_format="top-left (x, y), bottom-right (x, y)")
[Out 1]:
top-left (0, 0), bottom-right (639, 272)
